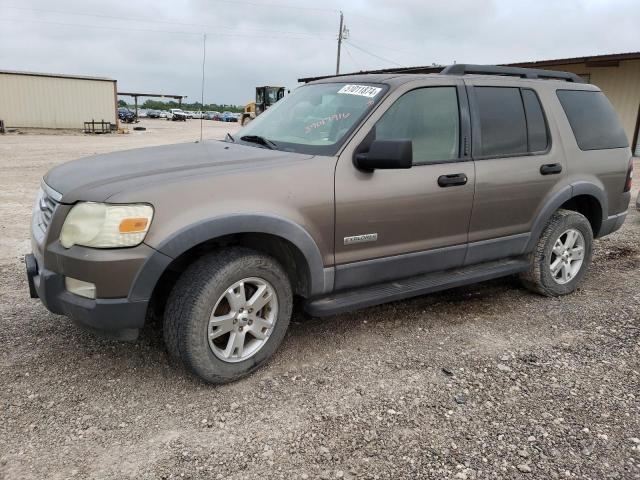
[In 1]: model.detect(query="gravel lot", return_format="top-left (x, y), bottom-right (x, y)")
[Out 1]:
top-left (1, 120), bottom-right (639, 480)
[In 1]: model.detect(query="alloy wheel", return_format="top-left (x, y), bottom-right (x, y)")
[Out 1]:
top-left (549, 228), bottom-right (585, 285)
top-left (207, 277), bottom-right (278, 363)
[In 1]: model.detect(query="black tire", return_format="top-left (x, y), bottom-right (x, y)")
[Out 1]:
top-left (163, 248), bottom-right (293, 384)
top-left (520, 209), bottom-right (593, 296)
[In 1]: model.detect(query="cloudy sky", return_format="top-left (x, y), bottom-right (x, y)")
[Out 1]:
top-left (1, 0), bottom-right (638, 105)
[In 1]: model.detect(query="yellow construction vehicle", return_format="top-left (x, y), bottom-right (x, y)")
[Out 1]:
top-left (241, 86), bottom-right (286, 126)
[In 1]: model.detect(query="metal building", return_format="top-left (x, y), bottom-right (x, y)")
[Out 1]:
top-left (0, 70), bottom-right (117, 129)
top-left (299, 52), bottom-right (640, 155)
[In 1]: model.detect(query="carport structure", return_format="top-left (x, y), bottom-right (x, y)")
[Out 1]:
top-left (117, 92), bottom-right (187, 118)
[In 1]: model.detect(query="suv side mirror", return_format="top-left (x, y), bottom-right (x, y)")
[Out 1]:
top-left (354, 139), bottom-right (412, 170)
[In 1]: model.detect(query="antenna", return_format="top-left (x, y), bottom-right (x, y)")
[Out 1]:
top-left (200, 34), bottom-right (206, 142)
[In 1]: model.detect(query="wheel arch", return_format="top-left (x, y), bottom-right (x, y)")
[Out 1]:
top-left (129, 215), bottom-right (329, 314)
top-left (526, 183), bottom-right (607, 252)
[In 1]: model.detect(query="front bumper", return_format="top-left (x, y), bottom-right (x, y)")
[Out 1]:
top-left (26, 253), bottom-right (148, 341)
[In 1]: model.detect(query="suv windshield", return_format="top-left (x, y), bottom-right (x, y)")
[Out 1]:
top-left (236, 82), bottom-right (387, 155)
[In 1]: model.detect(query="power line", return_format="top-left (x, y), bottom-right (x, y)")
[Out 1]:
top-left (342, 43), bottom-right (362, 71)
top-left (206, 0), bottom-right (337, 12)
top-left (1, 5), bottom-right (332, 38)
top-left (0, 17), bottom-right (331, 40)
top-left (348, 37), bottom-right (420, 57)
top-left (343, 40), bottom-right (404, 67)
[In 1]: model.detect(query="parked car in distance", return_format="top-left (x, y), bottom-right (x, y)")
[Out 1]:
top-left (203, 111), bottom-right (220, 120)
top-left (184, 111), bottom-right (194, 119)
top-left (26, 64), bottom-right (633, 384)
top-left (167, 109), bottom-right (187, 121)
top-left (221, 111), bottom-right (238, 122)
top-left (190, 111), bottom-right (202, 119)
top-left (147, 110), bottom-right (161, 119)
top-left (117, 107), bottom-right (136, 123)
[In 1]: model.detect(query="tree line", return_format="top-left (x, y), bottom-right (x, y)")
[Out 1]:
top-left (118, 99), bottom-right (244, 113)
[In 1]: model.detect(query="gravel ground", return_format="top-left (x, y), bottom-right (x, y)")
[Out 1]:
top-left (0, 121), bottom-right (639, 480)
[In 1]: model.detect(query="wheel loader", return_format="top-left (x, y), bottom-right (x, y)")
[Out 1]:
top-left (241, 86), bottom-right (286, 126)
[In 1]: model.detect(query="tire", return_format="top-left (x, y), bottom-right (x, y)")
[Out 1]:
top-left (520, 209), bottom-right (593, 296)
top-left (163, 248), bottom-right (293, 384)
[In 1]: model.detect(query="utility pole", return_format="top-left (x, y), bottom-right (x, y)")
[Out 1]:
top-left (335, 11), bottom-right (347, 75)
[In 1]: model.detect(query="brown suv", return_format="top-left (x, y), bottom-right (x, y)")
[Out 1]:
top-left (26, 65), bottom-right (633, 383)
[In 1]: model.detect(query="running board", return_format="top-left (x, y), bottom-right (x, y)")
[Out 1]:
top-left (305, 257), bottom-right (529, 317)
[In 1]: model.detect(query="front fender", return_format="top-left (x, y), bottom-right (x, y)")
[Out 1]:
top-left (131, 214), bottom-right (328, 300)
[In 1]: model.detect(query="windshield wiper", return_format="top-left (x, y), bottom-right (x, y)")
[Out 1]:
top-left (240, 135), bottom-right (277, 150)
top-left (225, 132), bottom-right (235, 143)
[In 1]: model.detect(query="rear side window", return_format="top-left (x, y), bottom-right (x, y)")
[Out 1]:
top-left (556, 90), bottom-right (628, 150)
top-left (475, 87), bottom-right (527, 156)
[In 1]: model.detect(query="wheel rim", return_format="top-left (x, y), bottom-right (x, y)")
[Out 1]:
top-left (549, 228), bottom-right (585, 285)
top-left (207, 277), bottom-right (278, 363)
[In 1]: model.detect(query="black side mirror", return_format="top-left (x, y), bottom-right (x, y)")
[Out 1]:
top-left (354, 139), bottom-right (412, 170)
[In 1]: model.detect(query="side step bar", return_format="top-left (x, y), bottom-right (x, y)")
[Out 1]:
top-left (305, 257), bottom-right (529, 317)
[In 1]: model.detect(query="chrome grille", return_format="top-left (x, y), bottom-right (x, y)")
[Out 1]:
top-left (38, 192), bottom-right (58, 232)
top-left (32, 186), bottom-right (60, 240)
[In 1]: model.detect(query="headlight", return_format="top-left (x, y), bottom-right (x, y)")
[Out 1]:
top-left (60, 202), bottom-right (153, 248)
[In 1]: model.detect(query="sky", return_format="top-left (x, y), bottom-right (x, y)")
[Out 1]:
top-left (0, 0), bottom-right (639, 106)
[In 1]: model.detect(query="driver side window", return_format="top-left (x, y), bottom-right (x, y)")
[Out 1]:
top-left (375, 87), bottom-right (460, 164)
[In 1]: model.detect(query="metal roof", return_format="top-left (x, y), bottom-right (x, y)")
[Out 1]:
top-left (0, 69), bottom-right (116, 82)
top-left (298, 51), bottom-right (640, 83)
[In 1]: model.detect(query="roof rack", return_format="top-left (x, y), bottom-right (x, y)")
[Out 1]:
top-left (440, 64), bottom-right (585, 83)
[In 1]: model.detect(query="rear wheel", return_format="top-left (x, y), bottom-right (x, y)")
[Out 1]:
top-left (520, 209), bottom-right (593, 296)
top-left (163, 248), bottom-right (293, 383)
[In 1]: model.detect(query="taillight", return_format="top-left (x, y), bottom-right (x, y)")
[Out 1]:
top-left (624, 159), bottom-right (633, 192)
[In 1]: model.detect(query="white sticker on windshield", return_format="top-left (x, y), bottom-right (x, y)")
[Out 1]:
top-left (338, 84), bottom-right (382, 98)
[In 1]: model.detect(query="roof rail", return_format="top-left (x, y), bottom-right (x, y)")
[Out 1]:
top-left (441, 64), bottom-right (585, 83)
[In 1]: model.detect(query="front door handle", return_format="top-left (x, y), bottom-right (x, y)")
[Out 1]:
top-left (438, 173), bottom-right (468, 187)
top-left (540, 163), bottom-right (562, 175)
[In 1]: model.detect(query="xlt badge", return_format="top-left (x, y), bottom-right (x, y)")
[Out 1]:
top-left (344, 233), bottom-right (378, 245)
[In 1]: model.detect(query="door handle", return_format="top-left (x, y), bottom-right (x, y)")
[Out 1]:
top-left (540, 163), bottom-right (562, 175)
top-left (438, 173), bottom-right (468, 187)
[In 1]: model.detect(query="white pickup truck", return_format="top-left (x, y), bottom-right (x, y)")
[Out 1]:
top-left (167, 109), bottom-right (187, 121)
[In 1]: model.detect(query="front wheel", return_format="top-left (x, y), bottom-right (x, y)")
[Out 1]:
top-left (520, 209), bottom-right (593, 296)
top-left (163, 248), bottom-right (293, 384)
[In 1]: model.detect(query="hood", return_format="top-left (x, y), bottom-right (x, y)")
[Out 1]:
top-left (45, 140), bottom-right (312, 203)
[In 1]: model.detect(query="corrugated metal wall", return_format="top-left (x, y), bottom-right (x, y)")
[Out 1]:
top-left (0, 73), bottom-right (116, 129)
top-left (545, 59), bottom-right (640, 153)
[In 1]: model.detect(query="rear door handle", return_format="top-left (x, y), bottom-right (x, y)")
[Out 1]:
top-left (540, 163), bottom-right (562, 175)
top-left (438, 173), bottom-right (468, 187)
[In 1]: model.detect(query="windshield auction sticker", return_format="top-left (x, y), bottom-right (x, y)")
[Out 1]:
top-left (338, 85), bottom-right (382, 98)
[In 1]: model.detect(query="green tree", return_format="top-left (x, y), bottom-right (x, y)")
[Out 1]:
top-left (140, 99), bottom-right (244, 113)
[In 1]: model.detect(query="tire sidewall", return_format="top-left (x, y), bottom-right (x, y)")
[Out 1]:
top-left (538, 214), bottom-right (593, 295)
top-left (180, 253), bottom-right (292, 383)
